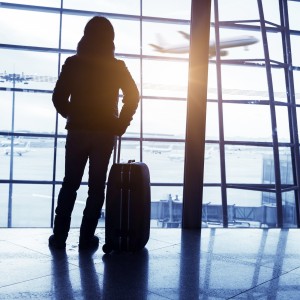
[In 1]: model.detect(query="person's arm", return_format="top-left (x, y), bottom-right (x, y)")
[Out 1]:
top-left (52, 58), bottom-right (72, 119)
top-left (117, 61), bottom-right (140, 134)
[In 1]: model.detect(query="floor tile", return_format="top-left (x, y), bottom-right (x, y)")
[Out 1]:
top-left (1, 228), bottom-right (300, 299)
top-left (232, 270), bottom-right (300, 299)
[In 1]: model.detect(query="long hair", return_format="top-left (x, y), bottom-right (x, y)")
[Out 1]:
top-left (77, 16), bottom-right (115, 58)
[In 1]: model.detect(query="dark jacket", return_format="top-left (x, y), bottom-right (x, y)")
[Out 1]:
top-left (52, 55), bottom-right (139, 132)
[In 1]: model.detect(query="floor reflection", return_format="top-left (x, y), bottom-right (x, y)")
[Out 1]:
top-left (102, 249), bottom-right (149, 299)
top-left (50, 249), bottom-right (74, 299)
top-left (1, 228), bottom-right (300, 299)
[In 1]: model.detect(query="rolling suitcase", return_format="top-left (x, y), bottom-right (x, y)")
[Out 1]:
top-left (102, 137), bottom-right (151, 254)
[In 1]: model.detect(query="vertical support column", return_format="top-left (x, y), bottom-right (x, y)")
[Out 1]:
top-left (213, 0), bottom-right (228, 227)
top-left (182, 0), bottom-right (211, 229)
top-left (257, 0), bottom-right (283, 227)
top-left (139, 0), bottom-right (144, 163)
top-left (279, 0), bottom-right (300, 227)
top-left (51, 0), bottom-right (64, 228)
top-left (7, 75), bottom-right (16, 228)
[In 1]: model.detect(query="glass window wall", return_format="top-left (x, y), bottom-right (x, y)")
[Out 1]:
top-left (0, 0), bottom-right (299, 229)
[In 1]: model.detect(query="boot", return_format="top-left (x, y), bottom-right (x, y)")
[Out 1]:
top-left (79, 216), bottom-right (99, 250)
top-left (49, 216), bottom-right (71, 249)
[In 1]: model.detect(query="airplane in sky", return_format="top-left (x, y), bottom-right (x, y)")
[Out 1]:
top-left (4, 142), bottom-right (31, 156)
top-left (149, 31), bottom-right (259, 57)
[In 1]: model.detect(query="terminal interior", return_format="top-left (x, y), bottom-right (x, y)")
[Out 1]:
top-left (1, 0), bottom-right (300, 298)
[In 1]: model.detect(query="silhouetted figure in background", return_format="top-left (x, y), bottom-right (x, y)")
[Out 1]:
top-left (49, 16), bottom-right (139, 250)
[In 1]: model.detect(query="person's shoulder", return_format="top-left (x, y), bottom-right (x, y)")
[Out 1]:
top-left (113, 58), bottom-right (126, 68)
top-left (66, 55), bottom-right (80, 63)
top-left (61, 55), bottom-right (78, 68)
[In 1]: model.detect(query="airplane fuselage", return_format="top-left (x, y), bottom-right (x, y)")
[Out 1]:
top-left (150, 33), bottom-right (259, 56)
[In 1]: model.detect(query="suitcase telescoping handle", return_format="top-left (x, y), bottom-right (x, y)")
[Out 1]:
top-left (113, 136), bottom-right (122, 164)
top-left (113, 136), bottom-right (135, 164)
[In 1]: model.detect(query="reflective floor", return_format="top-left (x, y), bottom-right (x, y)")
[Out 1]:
top-left (1, 228), bottom-right (300, 299)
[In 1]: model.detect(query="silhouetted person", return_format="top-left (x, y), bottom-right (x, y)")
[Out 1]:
top-left (49, 16), bottom-right (139, 250)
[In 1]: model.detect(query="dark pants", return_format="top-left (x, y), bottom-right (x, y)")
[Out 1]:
top-left (55, 130), bottom-right (115, 220)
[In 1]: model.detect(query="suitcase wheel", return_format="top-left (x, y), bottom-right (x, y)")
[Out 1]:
top-left (102, 243), bottom-right (112, 254)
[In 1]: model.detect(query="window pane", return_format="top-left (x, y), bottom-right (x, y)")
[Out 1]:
top-left (279, 148), bottom-right (293, 185)
top-left (217, 28), bottom-right (262, 60)
top-left (262, 150), bottom-right (294, 186)
top-left (0, 136), bottom-right (12, 179)
top-left (143, 0), bottom-right (191, 19)
top-left (61, 16), bottom-right (140, 55)
top-left (227, 189), bottom-right (266, 228)
top-left (0, 92), bottom-right (12, 131)
top-left (294, 71), bottom-right (300, 105)
top-left (204, 143), bottom-right (220, 184)
top-left (218, 0), bottom-right (259, 21)
top-left (288, 1), bottom-right (300, 30)
top-left (143, 60), bottom-right (188, 98)
top-left (291, 35), bottom-right (300, 66)
top-left (202, 187), bottom-right (223, 227)
top-left (227, 188), bottom-right (262, 209)
top-left (12, 138), bottom-right (54, 181)
top-left (283, 191), bottom-right (297, 228)
top-left (63, 0), bottom-right (140, 15)
top-left (143, 141), bottom-right (184, 184)
top-left (11, 184), bottom-right (52, 227)
top-left (271, 68), bottom-right (288, 103)
top-left (143, 99), bottom-right (186, 137)
top-left (119, 58), bottom-right (140, 88)
top-left (226, 145), bottom-right (271, 184)
top-left (57, 115), bottom-right (68, 135)
top-left (220, 65), bottom-right (269, 101)
top-left (150, 186), bottom-right (183, 228)
top-left (267, 32), bottom-right (284, 63)
top-left (262, 0), bottom-right (281, 24)
top-left (117, 140), bottom-right (140, 163)
top-left (61, 15), bottom-right (94, 51)
top-left (1, 0), bottom-right (60, 7)
top-left (276, 106), bottom-right (290, 143)
top-left (0, 184), bottom-right (9, 226)
top-left (0, 8), bottom-right (60, 48)
top-left (123, 102), bottom-right (141, 137)
top-left (55, 137), bottom-right (67, 182)
top-left (14, 93), bottom-right (56, 134)
top-left (223, 103), bottom-right (272, 141)
top-left (0, 49), bottom-right (59, 91)
top-left (205, 102), bottom-right (219, 140)
top-left (142, 21), bottom-right (190, 57)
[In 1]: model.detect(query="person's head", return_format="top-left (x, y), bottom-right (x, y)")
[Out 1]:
top-left (77, 16), bottom-right (115, 58)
